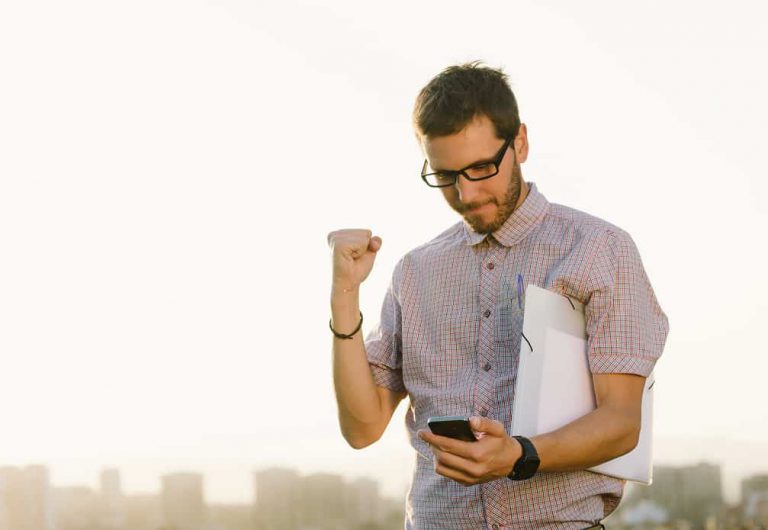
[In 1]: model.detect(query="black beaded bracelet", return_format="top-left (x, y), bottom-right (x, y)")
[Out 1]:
top-left (329, 312), bottom-right (363, 340)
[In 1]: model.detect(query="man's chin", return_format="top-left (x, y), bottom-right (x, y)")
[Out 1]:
top-left (463, 216), bottom-right (495, 235)
top-left (459, 206), bottom-right (495, 233)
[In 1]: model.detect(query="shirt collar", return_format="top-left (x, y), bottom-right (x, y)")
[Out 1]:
top-left (463, 182), bottom-right (550, 247)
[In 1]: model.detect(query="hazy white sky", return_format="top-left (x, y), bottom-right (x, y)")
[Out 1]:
top-left (1, 0), bottom-right (766, 504)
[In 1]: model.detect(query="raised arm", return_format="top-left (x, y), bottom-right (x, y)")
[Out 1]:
top-left (328, 229), bottom-right (406, 449)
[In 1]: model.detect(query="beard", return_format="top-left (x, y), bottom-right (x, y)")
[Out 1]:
top-left (450, 161), bottom-right (523, 234)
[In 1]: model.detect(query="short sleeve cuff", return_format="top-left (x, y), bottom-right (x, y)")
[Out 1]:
top-left (369, 362), bottom-right (406, 393)
top-left (589, 353), bottom-right (657, 377)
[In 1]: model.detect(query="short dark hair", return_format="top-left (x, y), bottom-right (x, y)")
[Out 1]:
top-left (412, 61), bottom-right (520, 142)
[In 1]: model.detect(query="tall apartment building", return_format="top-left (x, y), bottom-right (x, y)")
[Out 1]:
top-left (161, 472), bottom-right (206, 530)
top-left (253, 468), bottom-right (301, 530)
top-left (0, 465), bottom-right (56, 530)
top-left (99, 468), bottom-right (126, 530)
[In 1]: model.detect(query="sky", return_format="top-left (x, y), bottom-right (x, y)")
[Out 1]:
top-left (1, 0), bottom-right (767, 505)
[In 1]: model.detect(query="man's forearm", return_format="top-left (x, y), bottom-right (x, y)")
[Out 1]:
top-left (331, 288), bottom-right (387, 448)
top-left (531, 404), bottom-right (640, 472)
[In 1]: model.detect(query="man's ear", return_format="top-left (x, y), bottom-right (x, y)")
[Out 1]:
top-left (515, 123), bottom-right (529, 164)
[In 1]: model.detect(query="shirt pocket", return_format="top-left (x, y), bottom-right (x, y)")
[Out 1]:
top-left (495, 290), bottom-right (525, 381)
top-left (495, 282), bottom-right (524, 345)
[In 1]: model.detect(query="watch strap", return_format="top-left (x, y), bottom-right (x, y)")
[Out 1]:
top-left (508, 435), bottom-right (540, 481)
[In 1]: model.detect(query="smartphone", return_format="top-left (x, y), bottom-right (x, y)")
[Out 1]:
top-left (427, 415), bottom-right (477, 442)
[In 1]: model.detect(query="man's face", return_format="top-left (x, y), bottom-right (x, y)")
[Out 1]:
top-left (421, 114), bottom-right (529, 234)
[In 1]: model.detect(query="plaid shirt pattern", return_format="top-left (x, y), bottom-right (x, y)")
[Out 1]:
top-left (365, 183), bottom-right (669, 530)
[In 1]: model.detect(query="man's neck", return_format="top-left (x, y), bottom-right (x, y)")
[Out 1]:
top-left (515, 179), bottom-right (530, 210)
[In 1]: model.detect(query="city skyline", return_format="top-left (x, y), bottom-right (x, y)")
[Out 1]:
top-left (3, 462), bottom-right (768, 529)
top-left (0, 463), bottom-right (404, 530)
top-left (6, 433), bottom-right (768, 506)
top-left (4, 461), bottom-right (768, 506)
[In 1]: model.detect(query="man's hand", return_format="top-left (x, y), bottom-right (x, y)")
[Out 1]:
top-left (417, 417), bottom-right (522, 486)
top-left (327, 229), bottom-right (382, 294)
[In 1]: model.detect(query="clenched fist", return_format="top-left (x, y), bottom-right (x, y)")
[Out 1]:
top-left (327, 229), bottom-right (382, 294)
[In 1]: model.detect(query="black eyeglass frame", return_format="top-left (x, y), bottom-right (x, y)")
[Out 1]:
top-left (420, 135), bottom-right (515, 188)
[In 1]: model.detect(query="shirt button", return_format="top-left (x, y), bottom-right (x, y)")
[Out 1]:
top-left (483, 309), bottom-right (491, 318)
top-left (480, 409), bottom-right (488, 417)
top-left (487, 262), bottom-right (495, 270)
top-left (492, 524), bottom-right (499, 530)
top-left (483, 362), bottom-right (492, 371)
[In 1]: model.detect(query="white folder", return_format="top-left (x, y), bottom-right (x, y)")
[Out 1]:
top-left (510, 285), bottom-right (655, 484)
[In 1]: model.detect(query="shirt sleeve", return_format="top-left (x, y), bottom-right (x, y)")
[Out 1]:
top-left (364, 262), bottom-right (406, 394)
top-left (585, 229), bottom-right (669, 377)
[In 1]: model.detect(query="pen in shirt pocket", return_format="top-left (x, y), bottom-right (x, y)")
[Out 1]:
top-left (516, 274), bottom-right (524, 310)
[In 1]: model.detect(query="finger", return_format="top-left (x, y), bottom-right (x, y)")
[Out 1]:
top-left (342, 238), bottom-right (373, 259)
top-left (368, 235), bottom-right (382, 252)
top-left (434, 449), bottom-right (484, 480)
top-left (347, 232), bottom-right (376, 256)
top-left (419, 429), bottom-right (459, 451)
top-left (433, 460), bottom-right (480, 486)
top-left (328, 229), bottom-right (373, 249)
top-left (469, 416), bottom-right (507, 437)
top-left (418, 430), bottom-right (478, 460)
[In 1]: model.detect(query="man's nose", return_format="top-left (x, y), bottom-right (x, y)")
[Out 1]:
top-left (454, 174), bottom-right (483, 203)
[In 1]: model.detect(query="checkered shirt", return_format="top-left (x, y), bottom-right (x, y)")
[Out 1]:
top-left (365, 182), bottom-right (669, 530)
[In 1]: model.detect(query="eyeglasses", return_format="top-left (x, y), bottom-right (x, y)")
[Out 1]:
top-left (421, 136), bottom-right (514, 188)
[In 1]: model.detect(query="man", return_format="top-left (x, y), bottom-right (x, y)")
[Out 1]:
top-left (327, 63), bottom-right (668, 530)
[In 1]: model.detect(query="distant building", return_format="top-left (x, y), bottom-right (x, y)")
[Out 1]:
top-left (253, 468), bottom-right (301, 530)
top-left (299, 473), bottom-right (346, 529)
top-left (622, 462), bottom-right (723, 528)
top-left (345, 477), bottom-right (382, 527)
top-left (721, 503), bottom-right (744, 530)
top-left (124, 493), bottom-right (163, 530)
top-left (207, 504), bottom-right (253, 530)
top-left (53, 486), bottom-right (99, 530)
top-left (99, 469), bottom-right (126, 530)
top-left (160, 472), bottom-right (206, 530)
top-left (52, 470), bottom-right (128, 530)
top-left (742, 474), bottom-right (768, 527)
top-left (253, 469), bottom-right (389, 530)
top-left (0, 465), bottom-right (56, 530)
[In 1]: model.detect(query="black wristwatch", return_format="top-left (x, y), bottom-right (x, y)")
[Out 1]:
top-left (508, 435), bottom-right (540, 481)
